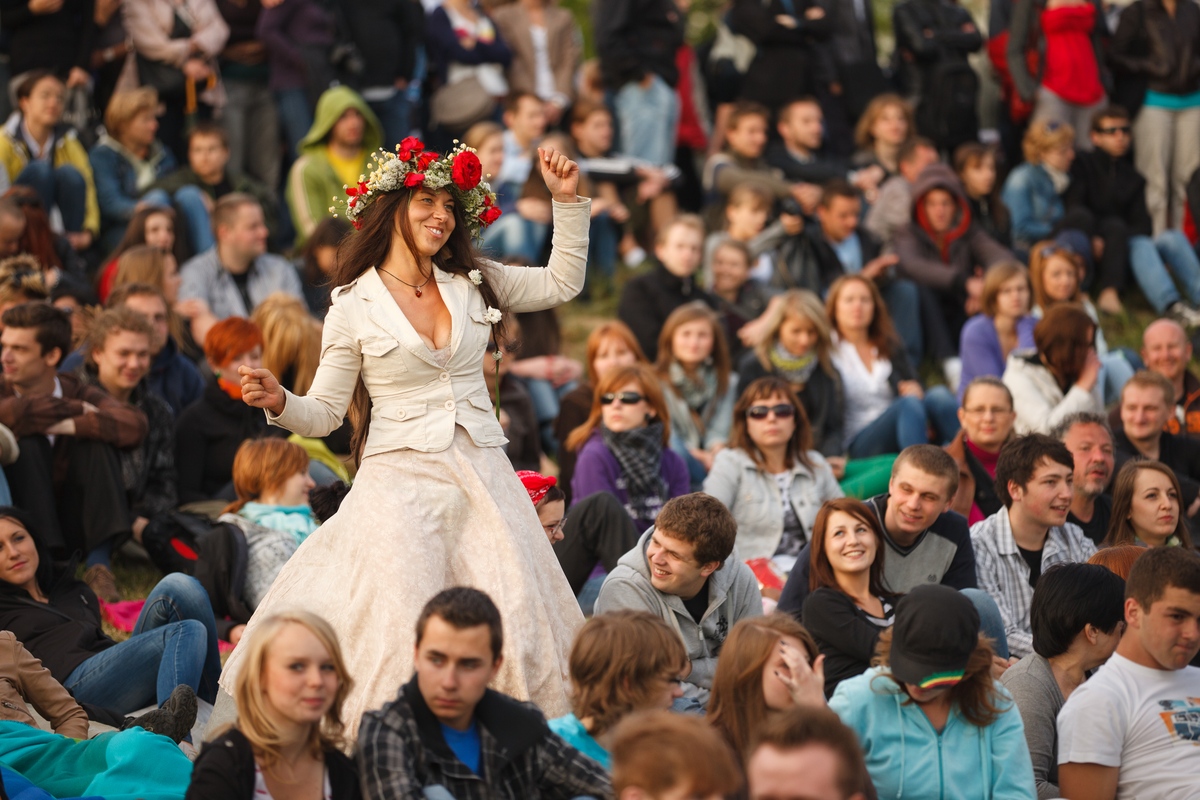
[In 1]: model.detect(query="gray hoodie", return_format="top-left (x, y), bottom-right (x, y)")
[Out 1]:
top-left (594, 528), bottom-right (762, 702)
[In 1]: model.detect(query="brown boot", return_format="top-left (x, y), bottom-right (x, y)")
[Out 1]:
top-left (83, 564), bottom-right (120, 603)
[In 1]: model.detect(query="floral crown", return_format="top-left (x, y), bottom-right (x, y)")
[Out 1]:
top-left (333, 136), bottom-right (501, 239)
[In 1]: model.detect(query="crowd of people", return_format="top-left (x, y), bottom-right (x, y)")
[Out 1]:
top-left (1, 0), bottom-right (1200, 796)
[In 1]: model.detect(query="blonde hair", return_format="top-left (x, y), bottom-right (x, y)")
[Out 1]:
top-left (230, 612), bottom-right (352, 768)
top-left (104, 87), bottom-right (159, 141)
top-left (752, 289), bottom-right (833, 375)
top-left (114, 244), bottom-right (171, 288)
top-left (224, 438), bottom-right (311, 515)
top-left (854, 93), bottom-right (913, 151)
top-left (252, 293), bottom-right (323, 396)
top-left (1022, 120), bottom-right (1075, 165)
top-left (656, 213), bottom-right (706, 246)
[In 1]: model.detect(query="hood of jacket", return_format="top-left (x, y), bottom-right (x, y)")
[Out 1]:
top-left (1, 113), bottom-right (79, 158)
top-left (911, 163), bottom-right (973, 261)
top-left (298, 86), bottom-right (384, 157)
top-left (95, 131), bottom-right (170, 171)
top-left (613, 527), bottom-right (744, 626)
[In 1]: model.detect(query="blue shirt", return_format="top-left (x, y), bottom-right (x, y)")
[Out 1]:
top-left (831, 233), bottom-right (864, 274)
top-left (440, 720), bottom-right (482, 774)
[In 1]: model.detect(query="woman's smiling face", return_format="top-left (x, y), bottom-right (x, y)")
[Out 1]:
top-left (404, 189), bottom-right (457, 257)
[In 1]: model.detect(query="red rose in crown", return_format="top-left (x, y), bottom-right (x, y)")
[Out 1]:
top-left (451, 151), bottom-right (483, 191)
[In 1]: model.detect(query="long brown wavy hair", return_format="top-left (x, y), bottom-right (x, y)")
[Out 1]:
top-left (826, 274), bottom-right (900, 360)
top-left (328, 188), bottom-right (509, 465)
top-left (872, 628), bottom-right (1004, 728)
top-left (1103, 460), bottom-right (1194, 549)
top-left (565, 364), bottom-right (671, 452)
top-left (654, 302), bottom-right (732, 398)
top-left (808, 497), bottom-right (889, 596)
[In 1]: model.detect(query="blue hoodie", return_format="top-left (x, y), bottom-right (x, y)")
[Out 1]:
top-left (829, 667), bottom-right (1035, 800)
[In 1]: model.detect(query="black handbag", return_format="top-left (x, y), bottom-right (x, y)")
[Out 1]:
top-left (136, 9), bottom-right (192, 98)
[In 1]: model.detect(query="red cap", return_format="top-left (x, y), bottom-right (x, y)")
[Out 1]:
top-left (516, 470), bottom-right (557, 506)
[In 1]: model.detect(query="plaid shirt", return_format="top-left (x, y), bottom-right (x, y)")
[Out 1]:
top-left (971, 509), bottom-right (1097, 659)
top-left (357, 678), bottom-right (613, 800)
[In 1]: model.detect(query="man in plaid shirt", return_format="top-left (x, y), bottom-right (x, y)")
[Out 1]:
top-left (357, 587), bottom-right (613, 800)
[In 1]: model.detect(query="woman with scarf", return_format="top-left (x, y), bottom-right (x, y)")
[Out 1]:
top-left (567, 364), bottom-right (690, 535)
top-left (655, 302), bottom-right (739, 487)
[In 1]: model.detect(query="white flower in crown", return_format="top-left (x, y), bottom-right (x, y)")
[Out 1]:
top-left (483, 307), bottom-right (502, 324)
top-left (468, 269), bottom-right (483, 286)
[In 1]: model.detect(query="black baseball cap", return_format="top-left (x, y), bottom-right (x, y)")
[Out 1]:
top-left (889, 584), bottom-right (980, 690)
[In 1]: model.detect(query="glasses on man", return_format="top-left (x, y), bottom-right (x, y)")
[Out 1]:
top-left (601, 391), bottom-right (645, 405)
top-left (746, 403), bottom-right (796, 420)
top-left (542, 516), bottom-right (567, 537)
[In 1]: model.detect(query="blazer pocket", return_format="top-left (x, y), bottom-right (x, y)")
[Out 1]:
top-left (467, 393), bottom-right (497, 413)
top-left (376, 402), bottom-right (429, 422)
top-left (360, 335), bottom-right (408, 377)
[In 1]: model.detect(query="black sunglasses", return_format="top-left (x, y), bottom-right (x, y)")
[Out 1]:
top-left (601, 391), bottom-right (646, 405)
top-left (746, 403), bottom-right (796, 420)
top-left (1095, 125), bottom-right (1131, 135)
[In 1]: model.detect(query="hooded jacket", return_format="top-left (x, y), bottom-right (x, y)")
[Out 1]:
top-left (285, 86), bottom-right (383, 246)
top-left (0, 114), bottom-right (100, 235)
top-left (894, 163), bottom-right (1013, 294)
top-left (830, 667), bottom-right (1036, 799)
top-left (89, 132), bottom-right (177, 230)
top-left (594, 528), bottom-right (762, 700)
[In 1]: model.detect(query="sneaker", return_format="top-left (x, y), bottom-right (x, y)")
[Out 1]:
top-left (0, 423), bottom-right (17, 466)
top-left (1168, 302), bottom-right (1200, 330)
top-left (123, 684), bottom-right (197, 744)
top-left (83, 564), bottom-right (120, 603)
top-left (942, 357), bottom-right (963, 394)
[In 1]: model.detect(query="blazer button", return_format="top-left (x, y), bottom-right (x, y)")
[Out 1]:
top-left (439, 372), bottom-right (450, 382)
top-left (445, 400), bottom-right (455, 411)
top-left (396, 410), bottom-right (406, 419)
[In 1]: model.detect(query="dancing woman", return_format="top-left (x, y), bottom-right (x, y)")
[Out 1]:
top-left (227, 140), bottom-right (589, 735)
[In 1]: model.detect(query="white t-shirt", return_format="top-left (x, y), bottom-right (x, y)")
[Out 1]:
top-left (1057, 652), bottom-right (1200, 799)
top-left (830, 335), bottom-right (893, 447)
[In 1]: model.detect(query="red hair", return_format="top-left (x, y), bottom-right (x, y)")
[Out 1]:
top-left (204, 317), bottom-right (262, 368)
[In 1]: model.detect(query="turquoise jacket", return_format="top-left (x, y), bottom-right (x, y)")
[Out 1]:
top-left (547, 714), bottom-right (610, 769)
top-left (829, 667), bottom-right (1035, 800)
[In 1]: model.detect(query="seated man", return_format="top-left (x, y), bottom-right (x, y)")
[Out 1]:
top-left (1141, 318), bottom-right (1200, 438)
top-left (609, 710), bottom-right (741, 800)
top-left (862, 136), bottom-right (938, 247)
top-left (178, 193), bottom-right (304, 343)
top-left (481, 93), bottom-right (550, 263)
top-left (971, 434), bottom-right (1098, 659)
top-left (595, 492), bottom-right (761, 704)
top-left (746, 706), bottom-right (872, 800)
top-left (151, 122), bottom-right (278, 253)
top-left (0, 303), bottom-right (147, 600)
top-left (356, 587), bottom-right (612, 800)
top-left (766, 97), bottom-right (884, 201)
top-left (1113, 370), bottom-right (1200, 519)
top-left (1052, 412), bottom-right (1116, 547)
top-left (702, 101), bottom-right (810, 212)
top-left (1057, 547), bottom-right (1200, 799)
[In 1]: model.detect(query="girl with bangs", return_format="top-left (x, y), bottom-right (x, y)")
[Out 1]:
top-left (549, 610), bottom-right (688, 768)
top-left (802, 498), bottom-right (899, 697)
top-left (703, 377), bottom-right (842, 569)
top-left (656, 302), bottom-right (739, 486)
top-left (567, 363), bottom-right (689, 535)
top-left (957, 262), bottom-right (1036, 399)
top-left (187, 612), bottom-right (359, 799)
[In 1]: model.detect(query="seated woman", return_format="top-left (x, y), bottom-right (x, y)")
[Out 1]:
top-left (1087, 544), bottom-right (1145, 579)
top-left (957, 262), bottom-right (1036, 399)
top-left (706, 614), bottom-right (826, 763)
top-left (1000, 563), bottom-right (1125, 800)
top-left (947, 378), bottom-right (1018, 525)
top-left (828, 274), bottom-right (959, 459)
top-left (703, 377), bottom-right (842, 569)
top-left (830, 584), bottom-right (1036, 798)
top-left (186, 611), bottom-right (360, 800)
top-left (737, 289), bottom-right (844, 464)
top-left (219, 438), bottom-right (319, 613)
top-left (175, 316), bottom-right (289, 503)
top-left (1000, 120), bottom-right (1078, 257)
top-left (851, 93), bottom-right (914, 180)
top-left (802, 498), bottom-right (899, 698)
top-left (707, 239), bottom-right (770, 363)
top-left (1003, 303), bottom-right (1103, 435)
top-left (0, 507), bottom-right (221, 716)
top-left (655, 302), bottom-right (739, 485)
top-left (1029, 241), bottom-right (1135, 403)
top-left (549, 610), bottom-right (688, 768)
top-left (1102, 460), bottom-right (1195, 549)
top-left (554, 321), bottom-right (647, 505)
top-left (566, 364), bottom-right (690, 536)
top-left (955, 142), bottom-right (1011, 247)
top-left (96, 205), bottom-right (186, 304)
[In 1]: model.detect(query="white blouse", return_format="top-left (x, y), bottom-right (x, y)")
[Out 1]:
top-left (831, 335), bottom-right (894, 447)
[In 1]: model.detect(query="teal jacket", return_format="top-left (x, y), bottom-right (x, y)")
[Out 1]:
top-left (829, 667), bottom-right (1036, 800)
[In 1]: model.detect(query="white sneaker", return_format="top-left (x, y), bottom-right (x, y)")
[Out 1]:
top-left (942, 357), bottom-right (963, 393)
top-left (1168, 302), bottom-right (1200, 330)
top-left (623, 246), bottom-right (647, 268)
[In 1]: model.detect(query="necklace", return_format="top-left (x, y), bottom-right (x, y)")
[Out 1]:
top-left (378, 266), bottom-right (431, 298)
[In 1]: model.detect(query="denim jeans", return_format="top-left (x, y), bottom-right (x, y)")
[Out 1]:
top-left (63, 573), bottom-right (221, 714)
top-left (1129, 231), bottom-right (1200, 312)
top-left (961, 587), bottom-right (1010, 660)
top-left (511, 375), bottom-right (577, 455)
top-left (480, 213), bottom-right (548, 263)
top-left (141, 185), bottom-right (214, 253)
top-left (589, 212), bottom-right (619, 285)
top-left (367, 90), bottom-right (412, 151)
top-left (276, 88), bottom-right (314, 160)
top-left (0, 470), bottom-right (9, 505)
top-left (17, 161), bottom-right (86, 232)
top-left (881, 278), bottom-right (923, 366)
top-left (846, 388), bottom-right (961, 459)
top-left (613, 75), bottom-right (679, 167)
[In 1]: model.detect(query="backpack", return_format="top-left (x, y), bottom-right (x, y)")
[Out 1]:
top-left (194, 520), bottom-right (254, 628)
top-left (141, 511), bottom-right (215, 575)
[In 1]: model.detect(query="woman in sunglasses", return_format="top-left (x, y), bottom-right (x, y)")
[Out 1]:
top-left (566, 363), bottom-right (689, 534)
top-left (703, 377), bottom-right (842, 569)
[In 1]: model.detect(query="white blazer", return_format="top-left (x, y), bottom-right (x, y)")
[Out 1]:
top-left (267, 199), bottom-right (591, 459)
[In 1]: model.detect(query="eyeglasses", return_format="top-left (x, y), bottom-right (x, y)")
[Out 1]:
top-left (746, 403), bottom-right (796, 420)
top-left (963, 406), bottom-right (1013, 417)
top-left (1096, 125), bottom-right (1131, 135)
top-left (601, 391), bottom-right (646, 405)
top-left (542, 516), bottom-right (567, 537)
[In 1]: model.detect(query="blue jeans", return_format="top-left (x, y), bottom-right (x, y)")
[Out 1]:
top-left (0, 470), bottom-right (9, 505)
top-left (1129, 231), bottom-right (1200, 312)
top-left (961, 587), bottom-right (1010, 660)
top-left (589, 212), bottom-right (620, 285)
top-left (613, 75), bottom-right (679, 167)
top-left (1100, 350), bottom-right (1136, 406)
top-left (276, 88), bottom-right (314, 159)
top-left (367, 90), bottom-right (412, 151)
top-left (16, 161), bottom-right (86, 232)
top-left (480, 212), bottom-right (548, 263)
top-left (512, 375), bottom-right (577, 456)
top-left (846, 388), bottom-right (961, 458)
top-left (141, 185), bottom-right (214, 253)
top-left (63, 574), bottom-right (221, 714)
top-left (881, 278), bottom-right (923, 367)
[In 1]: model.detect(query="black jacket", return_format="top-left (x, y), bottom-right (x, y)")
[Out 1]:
top-left (729, 0), bottom-right (831, 109)
top-left (344, 0), bottom-right (424, 86)
top-left (765, 141), bottom-right (849, 186)
top-left (1064, 148), bottom-right (1154, 238)
top-left (803, 587), bottom-right (900, 697)
top-left (1110, 0), bottom-right (1200, 96)
top-left (892, 0), bottom-right (982, 99)
top-left (0, 0), bottom-right (96, 77)
top-left (736, 350), bottom-right (845, 457)
top-left (617, 262), bottom-right (719, 361)
top-left (593, 0), bottom-right (684, 89)
top-left (174, 378), bottom-right (289, 504)
top-left (186, 728), bottom-right (360, 800)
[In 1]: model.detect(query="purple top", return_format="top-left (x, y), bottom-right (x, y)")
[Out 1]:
top-left (958, 313), bottom-right (1037, 401)
top-left (571, 432), bottom-right (691, 533)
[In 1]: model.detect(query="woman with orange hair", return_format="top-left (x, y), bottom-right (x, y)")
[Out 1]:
top-left (174, 317), bottom-right (289, 503)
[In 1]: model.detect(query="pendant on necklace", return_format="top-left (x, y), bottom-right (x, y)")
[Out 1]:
top-left (414, 287), bottom-right (423, 298)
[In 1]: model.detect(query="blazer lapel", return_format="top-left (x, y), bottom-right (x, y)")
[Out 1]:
top-left (439, 267), bottom-right (472, 356)
top-left (361, 267), bottom-right (441, 369)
